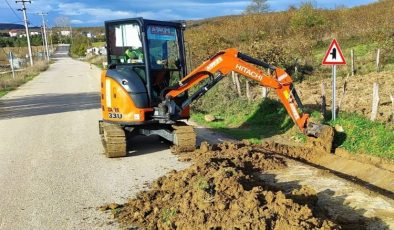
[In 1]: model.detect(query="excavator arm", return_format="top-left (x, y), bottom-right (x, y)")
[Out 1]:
top-left (158, 48), bottom-right (322, 137)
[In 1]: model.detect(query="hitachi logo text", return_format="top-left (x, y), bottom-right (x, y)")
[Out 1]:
top-left (206, 57), bottom-right (223, 71)
top-left (235, 64), bottom-right (263, 81)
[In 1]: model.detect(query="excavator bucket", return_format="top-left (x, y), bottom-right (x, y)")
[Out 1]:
top-left (305, 123), bottom-right (335, 153)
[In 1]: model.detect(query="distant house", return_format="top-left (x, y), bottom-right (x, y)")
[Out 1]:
top-left (86, 46), bottom-right (107, 56)
top-left (9, 29), bottom-right (18, 37)
top-left (60, 30), bottom-right (71, 36)
top-left (86, 32), bottom-right (93, 38)
top-left (30, 31), bottom-right (40, 36)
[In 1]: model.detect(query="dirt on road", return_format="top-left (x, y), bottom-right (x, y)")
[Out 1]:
top-left (102, 142), bottom-right (345, 229)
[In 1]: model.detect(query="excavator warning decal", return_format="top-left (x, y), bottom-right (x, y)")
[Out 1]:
top-left (105, 79), bottom-right (112, 107)
top-left (206, 57), bottom-right (223, 71)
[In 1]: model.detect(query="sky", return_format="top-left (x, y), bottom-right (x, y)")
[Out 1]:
top-left (0, 0), bottom-right (378, 27)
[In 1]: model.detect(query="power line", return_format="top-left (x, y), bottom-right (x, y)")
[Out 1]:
top-left (4, 0), bottom-right (22, 21)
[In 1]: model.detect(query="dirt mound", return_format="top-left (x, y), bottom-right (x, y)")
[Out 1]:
top-left (102, 142), bottom-right (337, 229)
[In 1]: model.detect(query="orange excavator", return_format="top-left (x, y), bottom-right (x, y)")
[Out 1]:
top-left (99, 18), bottom-right (326, 157)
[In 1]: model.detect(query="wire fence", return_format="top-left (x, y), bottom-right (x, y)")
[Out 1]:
top-left (0, 46), bottom-right (50, 75)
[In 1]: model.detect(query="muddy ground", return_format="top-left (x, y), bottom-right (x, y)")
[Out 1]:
top-left (101, 140), bottom-right (394, 229)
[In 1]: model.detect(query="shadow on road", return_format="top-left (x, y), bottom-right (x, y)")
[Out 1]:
top-left (0, 92), bottom-right (100, 120)
top-left (127, 136), bottom-right (171, 157)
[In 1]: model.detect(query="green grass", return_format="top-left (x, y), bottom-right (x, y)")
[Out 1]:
top-left (0, 62), bottom-right (48, 98)
top-left (0, 88), bottom-right (13, 97)
top-left (192, 97), bottom-right (394, 160)
top-left (92, 41), bottom-right (105, 47)
top-left (161, 208), bottom-right (177, 224)
top-left (329, 113), bottom-right (394, 160)
top-left (192, 98), bottom-right (294, 144)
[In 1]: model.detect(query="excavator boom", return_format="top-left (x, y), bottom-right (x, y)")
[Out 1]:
top-left (160, 48), bottom-right (322, 136)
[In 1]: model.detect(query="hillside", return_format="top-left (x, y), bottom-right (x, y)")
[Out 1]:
top-left (185, 0), bottom-right (394, 159)
top-left (185, 0), bottom-right (393, 77)
top-left (0, 23), bottom-right (24, 30)
top-left (185, 0), bottom-right (393, 116)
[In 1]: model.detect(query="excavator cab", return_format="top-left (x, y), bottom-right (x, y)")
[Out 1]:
top-left (100, 18), bottom-right (195, 157)
top-left (105, 18), bottom-right (188, 109)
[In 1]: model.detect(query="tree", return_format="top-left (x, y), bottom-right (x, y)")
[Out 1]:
top-left (54, 16), bottom-right (70, 28)
top-left (244, 0), bottom-right (269, 14)
top-left (290, 3), bottom-right (326, 31)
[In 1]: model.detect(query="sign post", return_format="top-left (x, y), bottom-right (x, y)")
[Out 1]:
top-left (322, 39), bottom-right (346, 120)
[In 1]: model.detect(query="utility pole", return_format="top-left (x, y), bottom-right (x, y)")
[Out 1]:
top-left (16, 0), bottom-right (34, 66)
top-left (69, 25), bottom-right (73, 44)
top-left (40, 25), bottom-right (45, 58)
top-left (38, 12), bottom-right (50, 61)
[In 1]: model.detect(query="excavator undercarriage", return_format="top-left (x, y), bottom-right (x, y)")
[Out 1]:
top-left (99, 121), bottom-right (196, 158)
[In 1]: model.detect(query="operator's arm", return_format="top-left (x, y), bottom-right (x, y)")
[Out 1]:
top-left (164, 48), bottom-right (317, 135)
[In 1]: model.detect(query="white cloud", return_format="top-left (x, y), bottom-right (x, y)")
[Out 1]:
top-left (56, 2), bottom-right (134, 18)
top-left (70, 19), bottom-right (83, 24)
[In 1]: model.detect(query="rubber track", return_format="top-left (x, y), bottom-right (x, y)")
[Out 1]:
top-left (100, 122), bottom-right (127, 158)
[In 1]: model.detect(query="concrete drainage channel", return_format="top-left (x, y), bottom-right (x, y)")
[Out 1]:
top-left (192, 125), bottom-right (394, 229)
top-left (260, 160), bottom-right (394, 229)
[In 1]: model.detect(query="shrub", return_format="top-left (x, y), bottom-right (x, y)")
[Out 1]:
top-left (290, 3), bottom-right (327, 37)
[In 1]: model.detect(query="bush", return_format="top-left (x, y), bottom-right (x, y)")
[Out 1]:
top-left (70, 35), bottom-right (90, 57)
top-left (290, 2), bottom-right (326, 37)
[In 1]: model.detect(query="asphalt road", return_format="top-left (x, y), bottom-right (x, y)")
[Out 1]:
top-left (0, 47), bottom-right (187, 229)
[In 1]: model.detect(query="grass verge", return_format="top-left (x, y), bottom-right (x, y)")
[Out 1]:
top-left (192, 98), bottom-right (294, 144)
top-left (329, 113), bottom-right (394, 160)
top-left (0, 61), bottom-right (49, 98)
top-left (192, 99), bottom-right (394, 160)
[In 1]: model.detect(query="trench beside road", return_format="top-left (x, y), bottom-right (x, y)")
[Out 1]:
top-left (0, 47), bottom-right (393, 229)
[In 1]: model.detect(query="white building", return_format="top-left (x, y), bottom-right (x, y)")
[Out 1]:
top-left (8, 30), bottom-right (18, 37)
top-left (60, 30), bottom-right (71, 36)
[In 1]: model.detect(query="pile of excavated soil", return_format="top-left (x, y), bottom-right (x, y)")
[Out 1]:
top-left (101, 142), bottom-right (337, 229)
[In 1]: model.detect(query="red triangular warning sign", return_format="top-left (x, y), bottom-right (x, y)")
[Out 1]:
top-left (322, 39), bottom-right (346, 65)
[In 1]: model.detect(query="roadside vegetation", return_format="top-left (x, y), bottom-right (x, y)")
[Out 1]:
top-left (187, 0), bottom-right (393, 160)
top-left (0, 60), bottom-right (49, 97)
